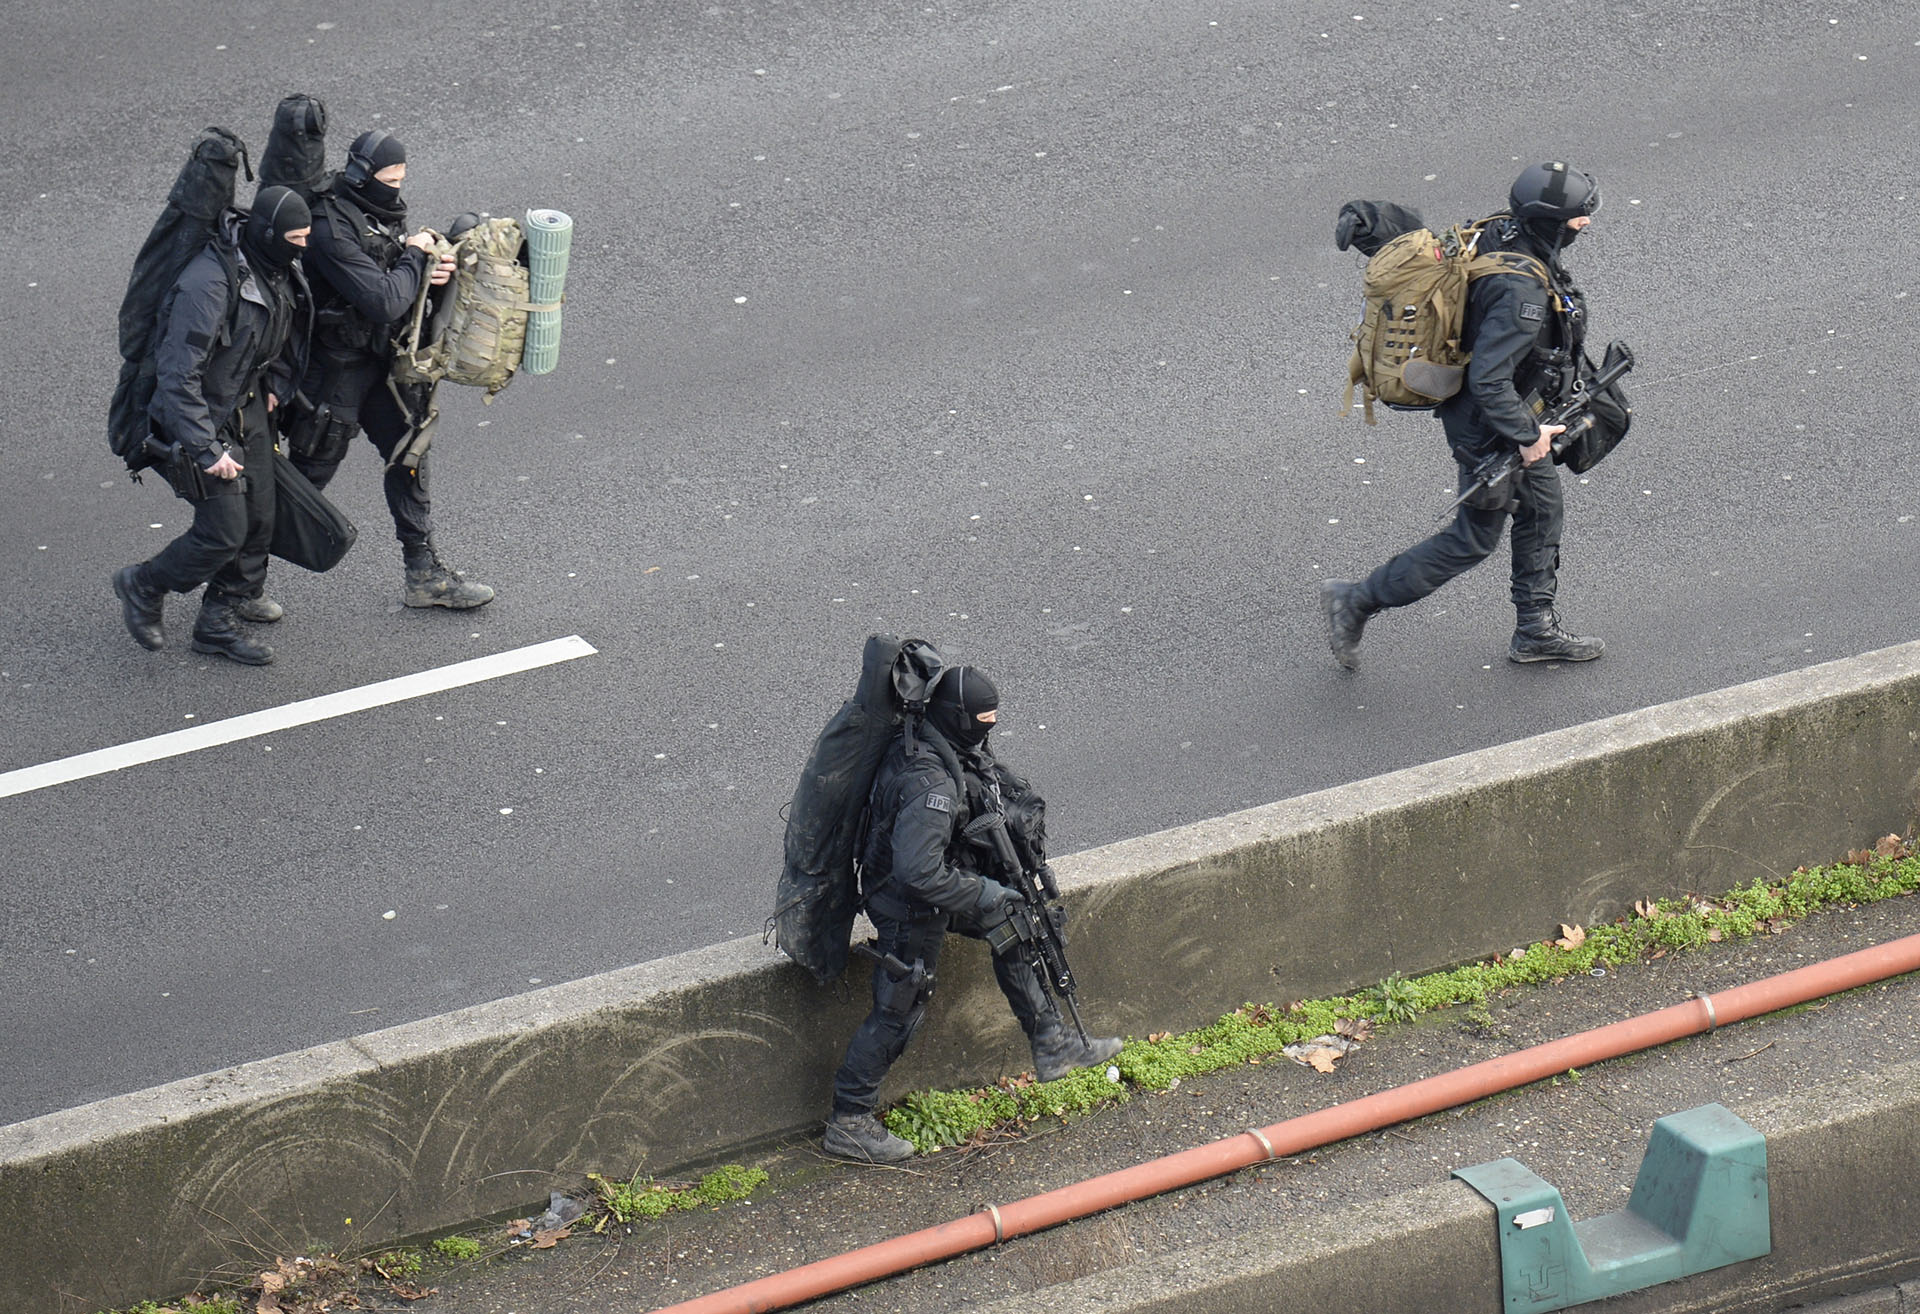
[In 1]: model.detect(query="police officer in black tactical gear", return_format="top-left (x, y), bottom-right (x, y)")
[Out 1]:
top-left (823, 666), bottom-right (1123, 1164)
top-left (288, 129), bottom-right (494, 610)
top-left (113, 186), bottom-right (311, 665)
top-left (1321, 162), bottom-right (1608, 669)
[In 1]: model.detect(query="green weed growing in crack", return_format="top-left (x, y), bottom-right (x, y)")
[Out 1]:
top-left (1368, 972), bottom-right (1422, 1024)
top-left (433, 1235), bottom-right (483, 1262)
top-left (590, 1164), bottom-right (770, 1223)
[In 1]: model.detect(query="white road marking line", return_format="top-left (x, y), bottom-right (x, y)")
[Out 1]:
top-left (0, 635), bottom-right (598, 801)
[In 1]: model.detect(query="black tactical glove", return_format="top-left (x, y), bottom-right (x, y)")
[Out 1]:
top-left (975, 883), bottom-right (1031, 958)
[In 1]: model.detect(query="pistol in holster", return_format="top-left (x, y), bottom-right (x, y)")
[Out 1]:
top-left (283, 396), bottom-right (356, 465)
top-left (143, 436), bottom-right (222, 502)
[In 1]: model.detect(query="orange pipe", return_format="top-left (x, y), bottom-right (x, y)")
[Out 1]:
top-left (659, 931), bottom-right (1920, 1314)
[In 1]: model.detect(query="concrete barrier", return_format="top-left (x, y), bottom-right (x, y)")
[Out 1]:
top-left (7, 640), bottom-right (1920, 1312)
top-left (987, 1055), bottom-right (1920, 1313)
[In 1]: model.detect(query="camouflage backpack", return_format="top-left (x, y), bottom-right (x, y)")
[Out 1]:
top-left (1342, 217), bottom-right (1550, 424)
top-left (392, 216), bottom-right (550, 400)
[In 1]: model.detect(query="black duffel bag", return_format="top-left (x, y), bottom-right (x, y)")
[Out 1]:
top-left (270, 449), bottom-right (357, 571)
top-left (1559, 341), bottom-right (1635, 475)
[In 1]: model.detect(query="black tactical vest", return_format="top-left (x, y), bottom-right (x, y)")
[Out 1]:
top-left (311, 189), bottom-right (407, 354)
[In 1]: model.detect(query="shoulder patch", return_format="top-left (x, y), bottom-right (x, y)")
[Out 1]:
top-left (925, 792), bottom-right (953, 814)
top-left (1518, 302), bottom-right (1546, 323)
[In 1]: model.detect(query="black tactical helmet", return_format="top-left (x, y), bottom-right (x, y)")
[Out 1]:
top-left (1509, 162), bottom-right (1601, 224)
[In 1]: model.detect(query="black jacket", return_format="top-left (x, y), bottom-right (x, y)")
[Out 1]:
top-left (149, 213), bottom-right (303, 468)
top-left (1436, 222), bottom-right (1587, 460)
top-left (306, 189), bottom-right (429, 356)
top-left (861, 730), bottom-right (1002, 916)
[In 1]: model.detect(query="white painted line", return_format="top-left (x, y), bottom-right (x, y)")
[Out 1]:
top-left (0, 635), bottom-right (598, 801)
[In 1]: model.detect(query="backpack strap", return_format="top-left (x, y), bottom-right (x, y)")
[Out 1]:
top-left (317, 189), bottom-right (366, 236)
top-left (208, 235), bottom-right (245, 350)
top-left (1465, 249), bottom-right (1551, 288)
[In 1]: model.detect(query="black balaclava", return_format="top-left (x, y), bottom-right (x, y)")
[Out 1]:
top-left (345, 129), bottom-right (408, 218)
top-left (926, 666), bottom-right (999, 752)
top-left (1519, 216), bottom-right (1585, 261)
top-left (242, 186), bottom-right (310, 272)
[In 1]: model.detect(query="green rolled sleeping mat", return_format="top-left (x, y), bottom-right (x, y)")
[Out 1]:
top-left (522, 208), bottom-right (572, 375)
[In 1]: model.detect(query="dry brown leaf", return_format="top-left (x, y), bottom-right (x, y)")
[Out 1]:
top-left (1707, 928), bottom-right (1724, 942)
top-left (1633, 899), bottom-right (1659, 919)
top-left (1335, 1017), bottom-right (1373, 1042)
top-left (1508, 948), bottom-right (1526, 960)
top-left (1304, 1048), bottom-right (1341, 1073)
top-left (1847, 849), bottom-right (1874, 866)
top-left (1768, 918), bottom-right (1792, 935)
top-left (1246, 1056), bottom-right (1262, 1065)
top-left (1650, 949), bottom-right (1667, 959)
top-left (531, 1225), bottom-right (572, 1249)
top-left (504, 1218), bottom-right (531, 1236)
top-left (386, 1282), bottom-right (438, 1302)
top-left (1241, 1003), bottom-right (1274, 1026)
top-left (1555, 923), bottom-right (1587, 951)
top-left (257, 1274), bottom-right (286, 1295)
top-left (254, 1295), bottom-right (282, 1314)
top-left (1187, 1044), bottom-right (1205, 1055)
top-left (1147, 1031), bottom-right (1171, 1044)
top-left (1875, 834), bottom-right (1906, 857)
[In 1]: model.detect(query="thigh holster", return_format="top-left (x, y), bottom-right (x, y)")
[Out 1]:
top-left (874, 957), bottom-right (936, 1028)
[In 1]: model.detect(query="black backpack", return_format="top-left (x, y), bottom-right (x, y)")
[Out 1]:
top-left (770, 635), bottom-right (946, 983)
top-left (109, 127), bottom-right (251, 472)
top-left (258, 93), bottom-right (331, 203)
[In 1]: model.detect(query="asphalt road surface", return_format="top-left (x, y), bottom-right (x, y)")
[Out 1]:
top-left (1, 1), bottom-right (1915, 1125)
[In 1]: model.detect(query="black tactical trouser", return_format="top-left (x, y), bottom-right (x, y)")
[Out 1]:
top-left (831, 892), bottom-right (1057, 1117)
top-left (143, 395), bottom-right (275, 603)
top-left (290, 352), bottom-right (434, 550)
top-left (1353, 456), bottom-right (1565, 617)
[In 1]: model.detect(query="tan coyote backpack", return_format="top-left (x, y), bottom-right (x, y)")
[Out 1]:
top-left (392, 217), bottom-right (553, 400)
top-left (1342, 218), bottom-right (1551, 424)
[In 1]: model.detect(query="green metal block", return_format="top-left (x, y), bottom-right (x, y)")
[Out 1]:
top-left (1453, 1103), bottom-right (1769, 1311)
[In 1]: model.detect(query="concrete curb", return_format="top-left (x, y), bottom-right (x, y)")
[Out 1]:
top-left (8, 640), bottom-right (1920, 1312)
top-left (983, 1055), bottom-right (1920, 1314)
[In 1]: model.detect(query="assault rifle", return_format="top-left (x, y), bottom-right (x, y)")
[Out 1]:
top-left (967, 810), bottom-right (1092, 1048)
top-left (1441, 341), bottom-right (1636, 519)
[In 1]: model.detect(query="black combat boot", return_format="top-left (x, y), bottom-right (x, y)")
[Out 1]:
top-left (191, 596), bottom-right (275, 665)
top-left (1319, 578), bottom-right (1371, 670)
top-left (822, 1110), bottom-right (915, 1163)
top-left (112, 564), bottom-right (167, 651)
top-left (1509, 609), bottom-right (1605, 664)
top-left (403, 544), bottom-right (495, 610)
top-left (233, 595), bottom-right (284, 623)
top-left (1032, 1025), bottom-right (1124, 1082)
